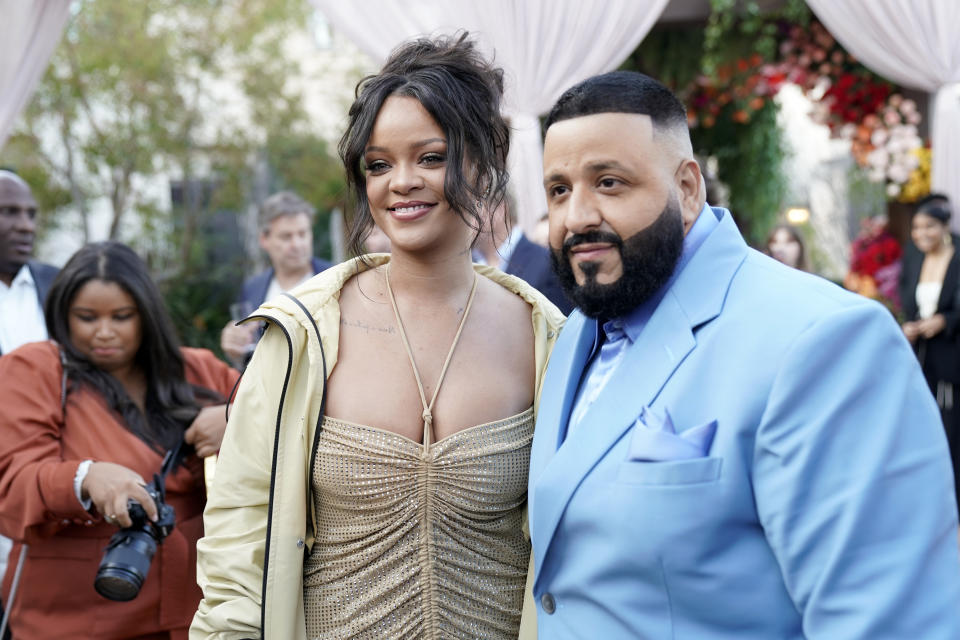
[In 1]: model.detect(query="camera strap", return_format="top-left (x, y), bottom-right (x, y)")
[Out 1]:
top-left (152, 437), bottom-right (186, 504)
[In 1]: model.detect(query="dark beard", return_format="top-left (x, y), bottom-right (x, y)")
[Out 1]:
top-left (550, 199), bottom-right (684, 319)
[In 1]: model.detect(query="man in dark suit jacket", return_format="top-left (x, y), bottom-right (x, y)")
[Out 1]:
top-left (235, 255), bottom-right (330, 314)
top-left (475, 190), bottom-right (572, 314)
top-left (220, 191), bottom-right (331, 366)
top-left (0, 170), bottom-right (59, 640)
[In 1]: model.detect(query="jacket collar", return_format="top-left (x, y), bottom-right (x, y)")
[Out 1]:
top-left (257, 253), bottom-right (565, 338)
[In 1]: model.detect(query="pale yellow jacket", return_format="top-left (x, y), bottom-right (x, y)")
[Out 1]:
top-left (190, 255), bottom-right (564, 639)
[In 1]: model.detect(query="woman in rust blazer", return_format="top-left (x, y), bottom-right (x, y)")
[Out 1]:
top-left (0, 242), bottom-right (238, 640)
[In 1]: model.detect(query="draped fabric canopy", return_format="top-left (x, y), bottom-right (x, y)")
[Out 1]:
top-left (806, 0), bottom-right (960, 229)
top-left (310, 0), bottom-right (669, 232)
top-left (5, 2), bottom-right (958, 232)
top-left (0, 0), bottom-right (72, 150)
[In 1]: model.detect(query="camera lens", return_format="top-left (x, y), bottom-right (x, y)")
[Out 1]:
top-left (94, 480), bottom-right (176, 602)
top-left (95, 567), bottom-right (144, 602)
top-left (94, 532), bottom-right (158, 601)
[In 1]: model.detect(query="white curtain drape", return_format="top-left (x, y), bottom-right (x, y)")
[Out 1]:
top-left (310, 0), bottom-right (668, 231)
top-left (805, 0), bottom-right (960, 229)
top-left (0, 0), bottom-right (73, 150)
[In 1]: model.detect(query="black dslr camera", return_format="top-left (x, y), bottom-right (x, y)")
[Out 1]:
top-left (94, 450), bottom-right (179, 601)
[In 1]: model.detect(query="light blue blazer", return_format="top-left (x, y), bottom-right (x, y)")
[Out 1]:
top-left (529, 208), bottom-right (960, 639)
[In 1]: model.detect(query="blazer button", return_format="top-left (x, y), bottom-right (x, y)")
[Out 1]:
top-left (541, 592), bottom-right (556, 615)
top-left (296, 538), bottom-right (305, 549)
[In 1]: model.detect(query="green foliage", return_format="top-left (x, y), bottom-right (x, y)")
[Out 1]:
top-left (619, 28), bottom-right (704, 90)
top-left (265, 131), bottom-right (347, 259)
top-left (704, 0), bottom-right (810, 75)
top-left (162, 261), bottom-right (238, 354)
top-left (846, 165), bottom-right (889, 222)
top-left (3, 0), bottom-right (347, 355)
top-left (12, 0), bottom-right (317, 235)
top-left (624, 0), bottom-right (810, 245)
top-left (692, 99), bottom-right (786, 241)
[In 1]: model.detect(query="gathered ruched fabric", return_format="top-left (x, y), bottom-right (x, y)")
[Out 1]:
top-left (303, 409), bottom-right (534, 639)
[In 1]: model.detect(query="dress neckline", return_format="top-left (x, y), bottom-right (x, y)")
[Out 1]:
top-left (321, 406), bottom-right (534, 448)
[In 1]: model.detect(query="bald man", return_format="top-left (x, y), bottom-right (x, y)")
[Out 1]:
top-left (524, 72), bottom-right (960, 638)
top-left (0, 171), bottom-right (58, 638)
top-left (0, 170), bottom-right (57, 356)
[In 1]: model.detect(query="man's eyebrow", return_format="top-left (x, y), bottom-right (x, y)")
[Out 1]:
top-left (543, 172), bottom-right (566, 187)
top-left (544, 160), bottom-right (632, 187)
top-left (586, 160), bottom-right (631, 173)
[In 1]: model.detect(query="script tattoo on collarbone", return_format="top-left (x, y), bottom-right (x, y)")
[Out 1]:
top-left (340, 316), bottom-right (396, 335)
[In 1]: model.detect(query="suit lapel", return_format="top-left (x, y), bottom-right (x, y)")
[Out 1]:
top-left (27, 263), bottom-right (43, 308)
top-left (531, 293), bottom-right (695, 586)
top-left (530, 312), bottom-right (596, 486)
top-left (255, 268), bottom-right (276, 307)
top-left (530, 209), bottom-right (748, 588)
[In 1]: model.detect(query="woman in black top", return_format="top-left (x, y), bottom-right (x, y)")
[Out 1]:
top-left (899, 194), bottom-right (960, 507)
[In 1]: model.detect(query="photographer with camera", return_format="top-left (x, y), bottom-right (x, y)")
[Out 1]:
top-left (0, 242), bottom-right (238, 640)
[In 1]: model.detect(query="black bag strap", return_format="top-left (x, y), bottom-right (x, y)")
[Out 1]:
top-left (222, 295), bottom-right (328, 432)
top-left (281, 293), bottom-right (328, 435)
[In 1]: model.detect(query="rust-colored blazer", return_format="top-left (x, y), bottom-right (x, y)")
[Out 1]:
top-left (0, 341), bottom-right (238, 640)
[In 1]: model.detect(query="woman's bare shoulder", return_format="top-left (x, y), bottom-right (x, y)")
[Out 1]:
top-left (476, 277), bottom-right (535, 334)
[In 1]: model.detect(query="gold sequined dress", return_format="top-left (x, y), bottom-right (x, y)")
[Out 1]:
top-left (302, 409), bottom-right (534, 639)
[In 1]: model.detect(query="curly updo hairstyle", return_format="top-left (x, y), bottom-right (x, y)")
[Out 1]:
top-left (339, 31), bottom-right (511, 257)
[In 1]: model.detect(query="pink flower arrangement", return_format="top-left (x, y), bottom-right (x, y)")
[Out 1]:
top-left (778, 20), bottom-right (924, 201)
top-left (857, 95), bottom-right (924, 199)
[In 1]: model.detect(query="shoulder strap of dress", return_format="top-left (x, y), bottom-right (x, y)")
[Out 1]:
top-left (385, 270), bottom-right (479, 451)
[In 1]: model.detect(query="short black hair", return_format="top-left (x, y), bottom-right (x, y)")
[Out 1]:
top-left (339, 31), bottom-right (510, 258)
top-left (545, 71), bottom-right (688, 134)
top-left (915, 192), bottom-right (951, 223)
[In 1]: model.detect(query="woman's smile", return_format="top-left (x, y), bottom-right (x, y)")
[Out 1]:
top-left (388, 200), bottom-right (436, 221)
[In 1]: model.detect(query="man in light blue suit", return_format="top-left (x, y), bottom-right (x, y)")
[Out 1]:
top-left (528, 71), bottom-right (960, 639)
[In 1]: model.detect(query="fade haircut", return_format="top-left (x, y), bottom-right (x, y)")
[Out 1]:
top-left (339, 31), bottom-right (510, 258)
top-left (545, 71), bottom-right (689, 138)
top-left (259, 191), bottom-right (316, 233)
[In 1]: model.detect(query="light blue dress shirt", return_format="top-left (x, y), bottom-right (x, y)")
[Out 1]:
top-left (567, 204), bottom-right (719, 432)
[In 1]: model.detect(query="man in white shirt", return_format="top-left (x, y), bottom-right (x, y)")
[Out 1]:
top-left (0, 171), bottom-right (58, 356)
top-left (0, 170), bottom-right (58, 637)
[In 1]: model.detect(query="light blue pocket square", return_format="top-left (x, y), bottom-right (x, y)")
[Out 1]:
top-left (626, 406), bottom-right (718, 462)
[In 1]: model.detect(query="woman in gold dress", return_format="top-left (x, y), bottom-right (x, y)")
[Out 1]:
top-left (191, 33), bottom-right (564, 639)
